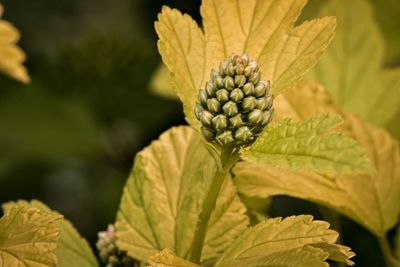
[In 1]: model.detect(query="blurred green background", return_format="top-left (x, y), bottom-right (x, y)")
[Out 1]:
top-left (0, 0), bottom-right (399, 266)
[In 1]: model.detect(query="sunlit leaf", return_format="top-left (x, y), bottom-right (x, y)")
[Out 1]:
top-left (214, 215), bottom-right (354, 267)
top-left (2, 200), bottom-right (99, 267)
top-left (0, 204), bottom-right (61, 266)
top-left (234, 82), bottom-right (400, 237)
top-left (116, 126), bottom-right (248, 263)
top-left (148, 249), bottom-right (200, 267)
top-left (150, 63), bottom-right (177, 100)
top-left (308, 0), bottom-right (400, 126)
top-left (241, 114), bottom-right (373, 175)
top-left (0, 3), bottom-right (30, 83)
top-left (155, 0), bottom-right (336, 128)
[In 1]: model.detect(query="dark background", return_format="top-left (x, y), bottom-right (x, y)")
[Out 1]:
top-left (0, 0), bottom-right (398, 266)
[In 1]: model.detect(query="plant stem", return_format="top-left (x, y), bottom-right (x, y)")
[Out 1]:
top-left (378, 236), bottom-right (400, 267)
top-left (190, 147), bottom-right (239, 264)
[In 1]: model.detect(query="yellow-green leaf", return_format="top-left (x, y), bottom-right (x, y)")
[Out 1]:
top-left (0, 3), bottom-right (30, 83)
top-left (308, 0), bottom-right (400, 126)
top-left (116, 126), bottom-right (248, 263)
top-left (241, 114), bottom-right (373, 175)
top-left (149, 63), bottom-right (178, 100)
top-left (148, 249), bottom-right (200, 267)
top-left (2, 200), bottom-right (99, 267)
top-left (214, 215), bottom-right (354, 267)
top-left (234, 82), bottom-right (400, 237)
top-left (0, 204), bottom-right (61, 266)
top-left (155, 0), bottom-right (336, 128)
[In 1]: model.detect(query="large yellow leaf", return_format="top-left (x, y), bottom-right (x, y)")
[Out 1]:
top-left (2, 200), bottom-right (99, 267)
top-left (155, 0), bottom-right (336, 128)
top-left (0, 205), bottom-right (61, 266)
top-left (241, 114), bottom-right (373, 175)
top-left (148, 249), bottom-right (200, 267)
top-left (234, 82), bottom-right (400, 237)
top-left (116, 126), bottom-right (248, 263)
top-left (308, 0), bottom-right (400, 126)
top-left (214, 215), bottom-right (354, 267)
top-left (0, 4), bottom-right (30, 83)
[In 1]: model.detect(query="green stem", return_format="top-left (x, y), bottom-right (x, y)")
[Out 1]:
top-left (378, 236), bottom-right (400, 267)
top-left (190, 147), bottom-right (239, 264)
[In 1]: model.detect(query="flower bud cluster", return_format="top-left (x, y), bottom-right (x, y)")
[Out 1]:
top-left (96, 225), bottom-right (137, 267)
top-left (195, 54), bottom-right (274, 147)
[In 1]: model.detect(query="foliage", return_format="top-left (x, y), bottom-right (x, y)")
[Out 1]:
top-left (308, 0), bottom-right (400, 127)
top-left (155, 0), bottom-right (336, 128)
top-left (1, 0), bottom-right (399, 266)
top-left (0, 204), bottom-right (60, 266)
top-left (0, 3), bottom-right (30, 83)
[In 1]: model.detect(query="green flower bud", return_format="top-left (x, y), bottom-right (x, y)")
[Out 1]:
top-left (230, 88), bottom-right (244, 102)
top-left (249, 72), bottom-right (260, 84)
top-left (194, 53), bottom-right (274, 148)
top-left (235, 64), bottom-right (244, 75)
top-left (207, 98), bottom-right (221, 114)
top-left (212, 114), bottom-right (228, 130)
top-left (265, 95), bottom-right (274, 110)
top-left (216, 130), bottom-right (234, 145)
top-left (235, 75), bottom-right (246, 87)
top-left (254, 81), bottom-right (268, 97)
top-left (256, 97), bottom-right (267, 110)
top-left (242, 96), bottom-right (256, 112)
top-left (229, 114), bottom-right (243, 128)
top-left (215, 75), bottom-right (224, 88)
top-left (194, 104), bottom-right (204, 120)
top-left (198, 89), bottom-right (208, 107)
top-left (200, 110), bottom-right (213, 126)
top-left (248, 109), bottom-right (263, 124)
top-left (219, 62), bottom-right (228, 75)
top-left (224, 76), bottom-right (235, 90)
top-left (241, 54), bottom-right (249, 66)
top-left (261, 109), bottom-right (274, 126)
top-left (216, 89), bottom-right (229, 103)
top-left (242, 83), bottom-right (255, 96)
top-left (201, 126), bottom-right (215, 141)
top-left (235, 126), bottom-right (253, 142)
top-left (226, 64), bottom-right (235, 76)
top-left (206, 81), bottom-right (217, 97)
top-left (223, 101), bottom-right (239, 116)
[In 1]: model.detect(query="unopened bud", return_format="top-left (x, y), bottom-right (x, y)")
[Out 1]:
top-left (216, 89), bottom-right (230, 103)
top-left (228, 114), bottom-right (242, 128)
top-left (243, 83), bottom-right (255, 96)
top-left (248, 109), bottom-right (263, 124)
top-left (194, 104), bottom-right (204, 120)
top-left (230, 88), bottom-right (244, 102)
top-left (235, 126), bottom-right (253, 142)
top-left (226, 64), bottom-right (235, 76)
top-left (212, 114), bottom-right (228, 130)
top-left (215, 75), bottom-right (224, 88)
top-left (242, 96), bottom-right (256, 112)
top-left (207, 98), bottom-right (221, 114)
top-left (201, 126), bottom-right (215, 141)
top-left (200, 110), bottom-right (213, 126)
top-left (198, 89), bottom-right (208, 107)
top-left (224, 76), bottom-right (235, 90)
top-left (223, 101), bottom-right (239, 116)
top-left (216, 130), bottom-right (234, 145)
top-left (206, 81), bottom-right (217, 97)
top-left (235, 75), bottom-right (246, 87)
top-left (261, 109), bottom-right (274, 126)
